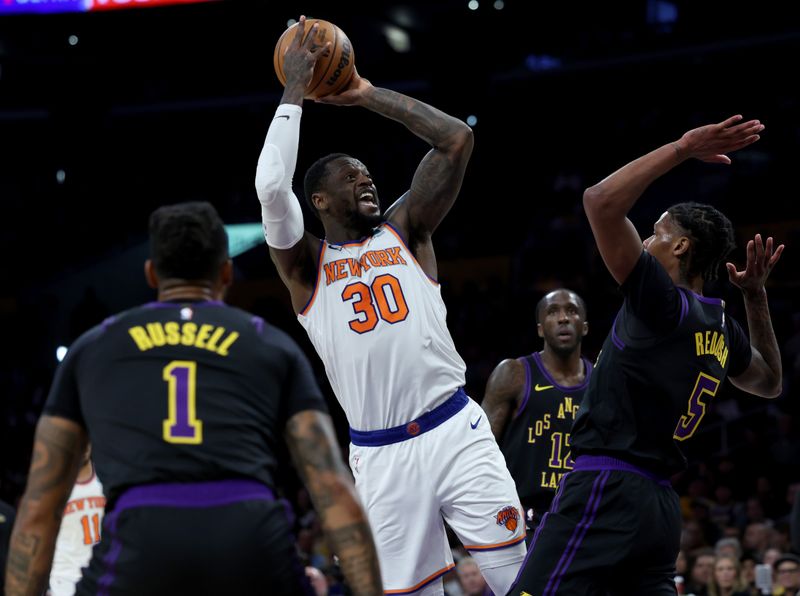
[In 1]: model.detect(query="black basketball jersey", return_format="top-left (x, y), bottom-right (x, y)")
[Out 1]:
top-left (571, 252), bottom-right (751, 477)
top-left (43, 300), bottom-right (327, 504)
top-left (500, 351), bottom-right (593, 513)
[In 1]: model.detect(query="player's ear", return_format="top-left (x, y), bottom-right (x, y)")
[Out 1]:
top-left (312, 192), bottom-right (327, 213)
top-left (537, 322), bottom-right (544, 338)
top-left (673, 235), bottom-right (691, 257)
top-left (144, 260), bottom-right (159, 289)
top-left (582, 321), bottom-right (589, 337)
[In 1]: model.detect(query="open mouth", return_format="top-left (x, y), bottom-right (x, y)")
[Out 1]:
top-left (358, 190), bottom-right (377, 206)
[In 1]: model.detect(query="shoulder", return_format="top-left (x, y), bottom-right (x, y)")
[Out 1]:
top-left (489, 357), bottom-right (527, 389)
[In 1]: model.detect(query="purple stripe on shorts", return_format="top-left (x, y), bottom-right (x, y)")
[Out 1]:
top-left (544, 470), bottom-right (610, 596)
top-left (573, 454), bottom-right (671, 487)
top-left (508, 473), bottom-right (571, 592)
top-left (97, 509), bottom-right (122, 596)
top-left (514, 356), bottom-right (533, 419)
top-left (611, 313), bottom-right (625, 350)
top-left (114, 479), bottom-right (275, 512)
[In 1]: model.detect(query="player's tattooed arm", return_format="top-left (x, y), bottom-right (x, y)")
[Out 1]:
top-left (285, 410), bottom-right (382, 595)
top-left (728, 235), bottom-right (784, 398)
top-left (359, 87), bottom-right (474, 239)
top-left (482, 358), bottom-right (526, 440)
top-left (5, 416), bottom-right (87, 596)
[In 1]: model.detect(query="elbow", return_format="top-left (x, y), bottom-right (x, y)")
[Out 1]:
top-left (764, 379), bottom-right (783, 399)
top-left (582, 184), bottom-right (609, 217)
top-left (255, 144), bottom-right (286, 203)
top-left (442, 122), bottom-right (474, 157)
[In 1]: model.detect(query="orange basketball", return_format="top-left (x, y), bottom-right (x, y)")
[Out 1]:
top-left (273, 19), bottom-right (355, 100)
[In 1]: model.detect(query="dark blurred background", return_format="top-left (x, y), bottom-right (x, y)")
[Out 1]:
top-left (2, 0), bottom-right (799, 584)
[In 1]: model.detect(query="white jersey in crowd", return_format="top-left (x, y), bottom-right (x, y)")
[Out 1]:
top-left (49, 469), bottom-right (105, 596)
top-left (298, 222), bottom-right (466, 430)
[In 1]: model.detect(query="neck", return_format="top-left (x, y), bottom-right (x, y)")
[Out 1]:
top-left (76, 460), bottom-right (93, 483)
top-left (157, 281), bottom-right (218, 303)
top-left (323, 218), bottom-right (378, 245)
top-left (539, 346), bottom-right (584, 385)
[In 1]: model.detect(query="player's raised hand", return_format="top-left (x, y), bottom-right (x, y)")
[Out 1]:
top-left (315, 67), bottom-right (373, 106)
top-left (726, 233), bottom-right (784, 295)
top-left (674, 115), bottom-right (764, 164)
top-left (283, 16), bottom-right (331, 92)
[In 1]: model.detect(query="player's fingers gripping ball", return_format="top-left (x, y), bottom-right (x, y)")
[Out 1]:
top-left (274, 19), bottom-right (355, 100)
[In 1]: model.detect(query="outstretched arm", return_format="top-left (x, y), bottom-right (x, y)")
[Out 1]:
top-left (319, 72), bottom-right (473, 274)
top-left (583, 115), bottom-right (763, 285)
top-left (285, 410), bottom-right (382, 595)
top-left (255, 16), bottom-right (326, 313)
top-left (5, 416), bottom-right (87, 596)
top-left (482, 359), bottom-right (526, 440)
top-left (728, 234), bottom-right (784, 398)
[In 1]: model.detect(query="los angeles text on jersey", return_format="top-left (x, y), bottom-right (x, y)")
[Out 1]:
top-left (528, 396), bottom-right (580, 489)
top-left (323, 247), bottom-right (407, 285)
top-left (695, 330), bottom-right (729, 367)
top-left (127, 322), bottom-right (239, 356)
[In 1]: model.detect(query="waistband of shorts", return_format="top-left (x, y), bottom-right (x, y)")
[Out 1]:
top-left (573, 455), bottom-right (671, 487)
top-left (349, 388), bottom-right (469, 447)
top-left (114, 479), bottom-right (275, 512)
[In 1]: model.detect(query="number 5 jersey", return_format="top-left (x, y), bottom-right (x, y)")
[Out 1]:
top-left (570, 251), bottom-right (752, 476)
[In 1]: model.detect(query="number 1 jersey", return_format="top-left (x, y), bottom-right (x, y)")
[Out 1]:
top-left (298, 223), bottom-right (466, 431)
top-left (43, 301), bottom-right (327, 505)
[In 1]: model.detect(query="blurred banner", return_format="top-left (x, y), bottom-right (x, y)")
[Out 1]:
top-left (0, 0), bottom-right (218, 15)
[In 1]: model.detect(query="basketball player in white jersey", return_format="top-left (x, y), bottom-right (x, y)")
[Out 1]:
top-left (48, 446), bottom-right (104, 596)
top-left (255, 17), bottom-right (525, 595)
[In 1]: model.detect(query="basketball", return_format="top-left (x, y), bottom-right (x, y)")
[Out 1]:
top-left (273, 19), bottom-right (355, 100)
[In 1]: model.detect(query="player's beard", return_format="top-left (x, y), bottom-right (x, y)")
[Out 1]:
top-left (345, 205), bottom-right (384, 233)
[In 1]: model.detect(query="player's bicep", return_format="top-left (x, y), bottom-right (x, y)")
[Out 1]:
top-left (482, 359), bottom-right (525, 439)
top-left (584, 209), bottom-right (643, 286)
top-left (24, 415), bottom-right (87, 510)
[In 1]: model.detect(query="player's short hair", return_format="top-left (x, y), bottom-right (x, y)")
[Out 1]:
top-left (667, 202), bottom-right (735, 282)
top-left (149, 201), bottom-right (228, 281)
top-left (535, 289), bottom-right (588, 325)
top-left (303, 153), bottom-right (350, 219)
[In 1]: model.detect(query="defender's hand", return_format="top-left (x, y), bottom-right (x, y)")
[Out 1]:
top-left (674, 115), bottom-right (764, 164)
top-left (726, 234), bottom-right (784, 296)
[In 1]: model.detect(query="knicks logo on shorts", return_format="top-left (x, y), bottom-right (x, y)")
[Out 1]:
top-left (495, 506), bottom-right (520, 532)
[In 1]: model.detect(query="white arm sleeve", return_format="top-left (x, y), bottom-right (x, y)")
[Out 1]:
top-left (254, 103), bottom-right (305, 250)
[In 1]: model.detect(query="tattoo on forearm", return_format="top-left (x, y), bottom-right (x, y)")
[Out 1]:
top-left (745, 290), bottom-right (782, 377)
top-left (327, 522), bottom-right (382, 596)
top-left (364, 88), bottom-right (455, 147)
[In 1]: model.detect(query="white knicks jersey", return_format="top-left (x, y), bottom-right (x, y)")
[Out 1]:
top-left (49, 472), bottom-right (105, 596)
top-left (298, 223), bottom-right (466, 431)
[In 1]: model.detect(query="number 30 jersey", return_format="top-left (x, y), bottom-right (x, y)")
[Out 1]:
top-left (43, 301), bottom-right (327, 505)
top-left (298, 223), bottom-right (466, 431)
top-left (571, 251), bottom-right (752, 477)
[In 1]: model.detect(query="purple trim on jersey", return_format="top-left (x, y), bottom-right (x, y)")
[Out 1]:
top-left (573, 454), bottom-right (671, 487)
top-left (690, 290), bottom-right (724, 307)
top-left (113, 479), bottom-right (275, 511)
top-left (677, 288), bottom-right (690, 325)
top-left (611, 313), bottom-right (625, 350)
top-left (349, 388), bottom-right (469, 446)
top-left (97, 508), bottom-right (122, 596)
top-left (143, 300), bottom-right (226, 309)
top-left (532, 352), bottom-right (594, 392)
top-left (514, 356), bottom-right (533, 420)
top-left (100, 315), bottom-right (118, 331)
top-left (544, 470), bottom-right (611, 595)
top-left (251, 316), bottom-right (265, 334)
top-left (383, 221), bottom-right (439, 284)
